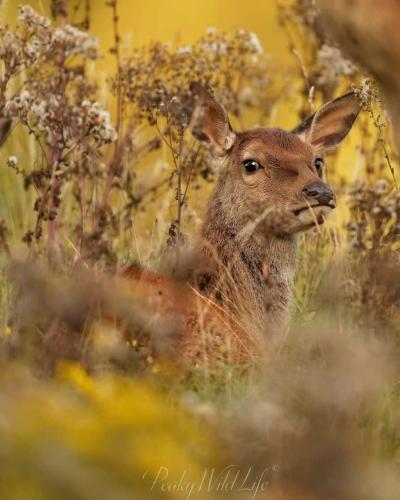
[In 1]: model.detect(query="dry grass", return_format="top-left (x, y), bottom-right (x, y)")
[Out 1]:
top-left (0, 2), bottom-right (399, 499)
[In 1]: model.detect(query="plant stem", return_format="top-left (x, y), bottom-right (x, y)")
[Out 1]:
top-left (47, 0), bottom-right (68, 259)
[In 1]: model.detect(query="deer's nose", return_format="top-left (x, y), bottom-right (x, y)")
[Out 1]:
top-left (303, 181), bottom-right (336, 207)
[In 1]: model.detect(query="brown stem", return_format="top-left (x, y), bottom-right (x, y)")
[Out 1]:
top-left (85, 0), bottom-right (91, 29)
top-left (48, 148), bottom-right (62, 258)
top-left (181, 146), bottom-right (199, 207)
top-left (111, 0), bottom-right (123, 145)
top-left (78, 176), bottom-right (86, 253)
top-left (93, 0), bottom-right (123, 230)
top-left (176, 140), bottom-right (183, 236)
top-left (59, 0), bottom-right (68, 20)
top-left (47, 0), bottom-right (68, 259)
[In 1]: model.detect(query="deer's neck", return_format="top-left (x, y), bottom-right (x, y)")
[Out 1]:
top-left (197, 186), bottom-right (298, 333)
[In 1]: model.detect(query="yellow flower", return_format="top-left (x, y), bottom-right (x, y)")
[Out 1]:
top-left (56, 361), bottom-right (97, 398)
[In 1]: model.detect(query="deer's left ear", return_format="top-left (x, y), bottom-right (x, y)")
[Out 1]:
top-left (292, 91), bottom-right (361, 152)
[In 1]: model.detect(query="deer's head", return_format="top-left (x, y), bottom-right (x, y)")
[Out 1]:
top-left (190, 82), bottom-right (360, 235)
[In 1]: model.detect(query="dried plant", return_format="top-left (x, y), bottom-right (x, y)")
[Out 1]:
top-left (0, 2), bottom-right (399, 499)
top-left (1, 6), bottom-right (286, 270)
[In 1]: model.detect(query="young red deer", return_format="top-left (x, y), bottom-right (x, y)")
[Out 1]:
top-left (0, 87), bottom-right (360, 367)
top-left (122, 83), bottom-right (361, 365)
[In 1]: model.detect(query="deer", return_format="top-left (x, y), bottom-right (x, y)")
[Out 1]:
top-left (120, 82), bottom-right (361, 366)
top-left (0, 85), bottom-right (360, 368)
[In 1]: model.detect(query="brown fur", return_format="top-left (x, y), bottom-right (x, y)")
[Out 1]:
top-left (0, 84), bottom-right (359, 367)
top-left (117, 85), bottom-right (361, 366)
top-left (121, 264), bottom-right (255, 365)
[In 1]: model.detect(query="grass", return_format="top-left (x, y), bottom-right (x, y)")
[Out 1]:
top-left (0, 2), bottom-right (399, 499)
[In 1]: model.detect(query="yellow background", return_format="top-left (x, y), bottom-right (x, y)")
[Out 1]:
top-left (0, 0), bottom-right (380, 252)
top-left (3, 0), bottom-right (289, 60)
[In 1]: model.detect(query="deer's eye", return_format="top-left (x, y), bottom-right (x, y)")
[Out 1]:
top-left (314, 157), bottom-right (324, 172)
top-left (243, 159), bottom-right (262, 174)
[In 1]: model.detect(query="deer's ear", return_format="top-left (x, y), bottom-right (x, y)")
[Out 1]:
top-left (189, 82), bottom-right (236, 157)
top-left (292, 91), bottom-right (361, 152)
top-left (0, 117), bottom-right (12, 147)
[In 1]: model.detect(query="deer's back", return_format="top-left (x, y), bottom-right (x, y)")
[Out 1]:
top-left (119, 265), bottom-right (261, 366)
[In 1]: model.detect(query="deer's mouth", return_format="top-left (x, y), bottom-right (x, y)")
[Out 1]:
top-left (291, 202), bottom-right (335, 229)
top-left (293, 205), bottom-right (319, 216)
top-left (292, 200), bottom-right (336, 216)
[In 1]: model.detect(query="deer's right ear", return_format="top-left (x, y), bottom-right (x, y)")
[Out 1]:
top-left (0, 117), bottom-right (12, 147)
top-left (189, 82), bottom-right (236, 157)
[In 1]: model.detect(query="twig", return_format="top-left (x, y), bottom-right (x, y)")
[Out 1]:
top-left (369, 107), bottom-right (399, 190)
top-left (46, 0), bottom-right (69, 259)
